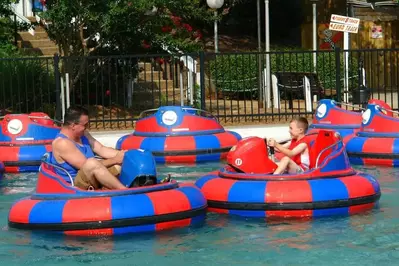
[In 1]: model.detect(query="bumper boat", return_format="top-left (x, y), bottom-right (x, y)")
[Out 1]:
top-left (195, 130), bottom-right (381, 218)
top-left (345, 102), bottom-right (399, 166)
top-left (0, 112), bottom-right (60, 173)
top-left (308, 99), bottom-right (362, 140)
top-left (116, 106), bottom-right (241, 163)
top-left (0, 161), bottom-right (4, 179)
top-left (8, 149), bottom-right (207, 236)
top-left (308, 99), bottom-right (391, 142)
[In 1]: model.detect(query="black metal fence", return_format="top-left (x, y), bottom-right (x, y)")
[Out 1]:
top-left (1, 48), bottom-right (398, 129)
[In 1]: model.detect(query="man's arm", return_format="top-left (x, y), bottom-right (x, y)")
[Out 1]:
top-left (274, 142), bottom-right (307, 158)
top-left (84, 131), bottom-right (124, 167)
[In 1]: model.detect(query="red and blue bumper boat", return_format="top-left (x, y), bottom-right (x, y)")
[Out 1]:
top-left (0, 112), bottom-right (60, 173)
top-left (345, 102), bottom-right (399, 166)
top-left (116, 106), bottom-right (241, 163)
top-left (8, 150), bottom-right (207, 236)
top-left (195, 130), bottom-right (381, 218)
top-left (308, 99), bottom-right (362, 141)
top-left (0, 161), bottom-right (4, 179)
top-left (308, 99), bottom-right (391, 143)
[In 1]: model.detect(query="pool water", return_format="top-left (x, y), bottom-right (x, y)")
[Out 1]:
top-left (1, 164), bottom-right (399, 266)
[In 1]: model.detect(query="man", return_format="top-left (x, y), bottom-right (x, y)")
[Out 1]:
top-left (50, 105), bottom-right (127, 190)
top-left (267, 117), bottom-right (311, 175)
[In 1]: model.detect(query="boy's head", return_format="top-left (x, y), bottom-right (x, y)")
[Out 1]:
top-left (289, 117), bottom-right (309, 139)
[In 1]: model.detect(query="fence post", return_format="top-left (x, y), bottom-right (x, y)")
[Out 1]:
top-left (335, 47), bottom-right (341, 103)
top-left (53, 53), bottom-right (62, 121)
top-left (199, 51), bottom-right (206, 110)
top-left (14, 13), bottom-right (18, 47)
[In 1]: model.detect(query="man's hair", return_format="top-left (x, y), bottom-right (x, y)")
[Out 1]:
top-left (290, 117), bottom-right (309, 132)
top-left (63, 105), bottom-right (89, 126)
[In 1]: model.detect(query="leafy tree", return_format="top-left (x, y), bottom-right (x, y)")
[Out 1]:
top-left (41, 0), bottom-right (222, 56)
top-left (0, 0), bottom-right (31, 53)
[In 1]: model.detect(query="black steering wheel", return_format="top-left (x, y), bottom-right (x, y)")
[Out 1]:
top-left (264, 138), bottom-right (275, 161)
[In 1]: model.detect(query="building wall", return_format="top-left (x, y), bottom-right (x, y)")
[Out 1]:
top-left (12, 0), bottom-right (34, 17)
top-left (300, 1), bottom-right (399, 94)
top-left (301, 0), bottom-right (346, 50)
top-left (301, 1), bottom-right (399, 50)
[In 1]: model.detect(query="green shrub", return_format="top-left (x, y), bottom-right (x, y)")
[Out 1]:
top-left (0, 54), bottom-right (56, 114)
top-left (209, 54), bottom-right (259, 99)
top-left (209, 48), bottom-right (360, 100)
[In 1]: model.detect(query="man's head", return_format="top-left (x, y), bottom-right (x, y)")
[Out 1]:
top-left (289, 117), bottom-right (309, 139)
top-left (63, 106), bottom-right (89, 137)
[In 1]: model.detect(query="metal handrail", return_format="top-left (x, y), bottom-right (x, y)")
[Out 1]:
top-left (376, 105), bottom-right (399, 115)
top-left (314, 139), bottom-right (342, 169)
top-left (138, 108), bottom-right (159, 118)
top-left (41, 153), bottom-right (74, 186)
top-left (138, 107), bottom-right (218, 121)
top-left (10, 7), bottom-right (32, 25)
top-left (332, 100), bottom-right (366, 111)
top-left (0, 115), bottom-right (62, 124)
top-left (182, 107), bottom-right (218, 121)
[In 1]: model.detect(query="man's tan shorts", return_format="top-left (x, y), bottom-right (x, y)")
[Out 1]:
top-left (74, 166), bottom-right (121, 190)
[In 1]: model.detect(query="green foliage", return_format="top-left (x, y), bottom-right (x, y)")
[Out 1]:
top-left (0, 0), bottom-right (32, 47)
top-left (0, 56), bottom-right (56, 113)
top-left (42, 0), bottom-right (216, 56)
top-left (193, 84), bottom-right (202, 109)
top-left (0, 1), bottom-right (55, 113)
top-left (270, 49), bottom-right (359, 92)
top-left (209, 48), bottom-right (360, 99)
top-left (209, 54), bottom-right (259, 98)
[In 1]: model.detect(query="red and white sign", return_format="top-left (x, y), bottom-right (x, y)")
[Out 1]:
top-left (329, 14), bottom-right (360, 34)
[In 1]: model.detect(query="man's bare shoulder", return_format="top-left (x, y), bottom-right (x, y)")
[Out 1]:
top-left (53, 137), bottom-right (74, 151)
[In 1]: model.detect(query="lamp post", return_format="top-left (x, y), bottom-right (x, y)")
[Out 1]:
top-left (206, 0), bottom-right (224, 53)
top-left (265, 0), bottom-right (271, 107)
top-left (257, 0), bottom-right (263, 107)
top-left (310, 0), bottom-right (318, 72)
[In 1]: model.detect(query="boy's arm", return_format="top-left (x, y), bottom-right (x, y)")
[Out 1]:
top-left (274, 142), bottom-right (307, 158)
top-left (274, 141), bottom-right (291, 152)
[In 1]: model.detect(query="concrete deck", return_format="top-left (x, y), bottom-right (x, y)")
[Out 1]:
top-left (91, 123), bottom-right (291, 148)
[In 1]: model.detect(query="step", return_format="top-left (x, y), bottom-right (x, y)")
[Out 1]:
top-left (20, 47), bottom-right (59, 56)
top-left (131, 92), bottom-right (182, 107)
top-left (40, 47), bottom-right (59, 56)
top-left (137, 80), bottom-right (177, 90)
top-left (26, 16), bottom-right (37, 23)
top-left (138, 62), bottom-right (154, 72)
top-left (33, 25), bottom-right (48, 33)
top-left (138, 70), bottom-right (165, 81)
top-left (18, 31), bottom-right (49, 41)
top-left (18, 39), bottom-right (57, 49)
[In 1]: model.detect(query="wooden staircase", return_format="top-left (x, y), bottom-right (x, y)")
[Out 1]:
top-left (132, 61), bottom-right (189, 108)
top-left (17, 17), bottom-right (59, 56)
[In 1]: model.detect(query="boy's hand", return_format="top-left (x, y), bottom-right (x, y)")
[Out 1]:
top-left (268, 138), bottom-right (277, 147)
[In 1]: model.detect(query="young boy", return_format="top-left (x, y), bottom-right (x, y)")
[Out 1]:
top-left (267, 117), bottom-right (310, 174)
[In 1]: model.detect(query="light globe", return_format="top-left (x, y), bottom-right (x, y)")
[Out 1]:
top-left (206, 0), bottom-right (224, 9)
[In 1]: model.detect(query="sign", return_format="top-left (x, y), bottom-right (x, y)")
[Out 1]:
top-left (161, 110), bottom-right (178, 126)
top-left (7, 119), bottom-right (23, 135)
top-left (362, 109), bottom-right (371, 125)
top-left (316, 103), bottom-right (327, 118)
top-left (371, 25), bottom-right (383, 39)
top-left (318, 23), bottom-right (343, 50)
top-left (329, 14), bottom-right (360, 34)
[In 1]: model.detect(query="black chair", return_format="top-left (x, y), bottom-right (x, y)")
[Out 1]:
top-left (274, 72), bottom-right (325, 109)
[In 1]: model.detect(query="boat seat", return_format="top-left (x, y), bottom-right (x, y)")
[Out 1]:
top-left (41, 152), bottom-right (75, 186)
top-left (309, 130), bottom-right (339, 169)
